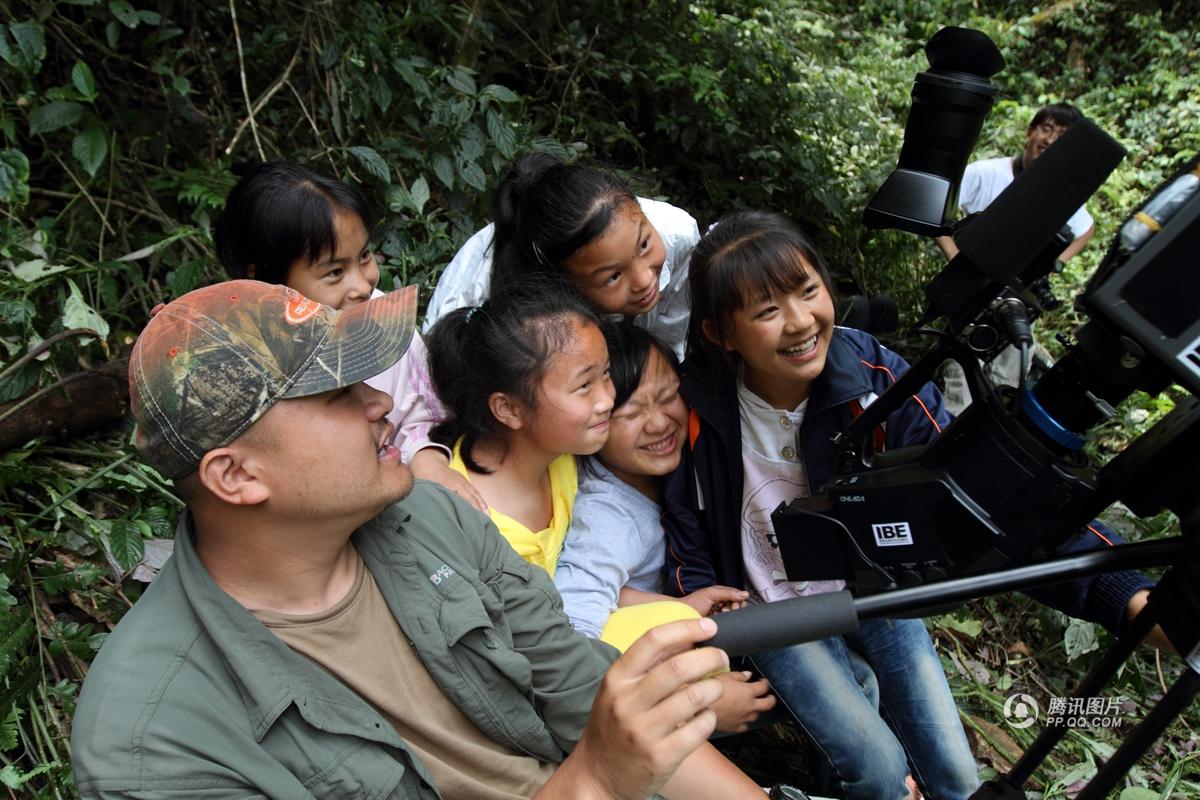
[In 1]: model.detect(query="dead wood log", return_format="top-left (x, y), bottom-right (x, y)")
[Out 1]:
top-left (0, 358), bottom-right (130, 452)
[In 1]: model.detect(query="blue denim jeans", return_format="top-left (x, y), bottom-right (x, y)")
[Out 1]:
top-left (750, 617), bottom-right (979, 800)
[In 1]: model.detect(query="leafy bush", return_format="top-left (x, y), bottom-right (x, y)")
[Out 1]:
top-left (1, 0), bottom-right (1196, 794)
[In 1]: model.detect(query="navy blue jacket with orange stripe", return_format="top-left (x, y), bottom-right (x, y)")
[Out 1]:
top-left (662, 326), bottom-right (1152, 632)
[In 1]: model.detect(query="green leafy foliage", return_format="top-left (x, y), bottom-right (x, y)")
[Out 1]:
top-left (71, 125), bottom-right (107, 178)
top-left (103, 519), bottom-right (145, 572)
top-left (1063, 618), bottom-right (1100, 661)
top-left (0, 149), bottom-right (30, 205)
top-left (0, 21), bottom-right (46, 75)
top-left (61, 279), bottom-right (110, 340)
top-left (1, 0), bottom-right (1196, 795)
top-left (70, 60), bottom-right (96, 100)
top-left (28, 101), bottom-right (85, 135)
top-left (346, 145), bottom-right (391, 184)
top-left (0, 761), bottom-right (62, 790)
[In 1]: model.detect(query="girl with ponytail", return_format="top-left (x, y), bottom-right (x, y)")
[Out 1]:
top-left (424, 153), bottom-right (698, 359)
top-left (426, 281), bottom-right (777, 766)
top-left (426, 280), bottom-right (614, 573)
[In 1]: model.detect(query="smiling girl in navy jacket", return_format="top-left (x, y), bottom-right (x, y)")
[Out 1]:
top-left (663, 210), bottom-right (1153, 800)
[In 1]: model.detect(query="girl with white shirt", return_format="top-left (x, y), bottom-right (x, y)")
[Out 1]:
top-left (424, 153), bottom-right (698, 359)
top-left (667, 210), bottom-right (975, 800)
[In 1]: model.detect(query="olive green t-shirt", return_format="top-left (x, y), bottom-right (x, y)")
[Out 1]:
top-left (254, 556), bottom-right (556, 799)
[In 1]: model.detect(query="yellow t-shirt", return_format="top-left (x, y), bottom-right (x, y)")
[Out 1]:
top-left (449, 440), bottom-right (701, 653)
top-left (449, 439), bottom-right (577, 577)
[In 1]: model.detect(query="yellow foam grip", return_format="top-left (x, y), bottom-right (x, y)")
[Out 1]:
top-left (598, 601), bottom-right (731, 677)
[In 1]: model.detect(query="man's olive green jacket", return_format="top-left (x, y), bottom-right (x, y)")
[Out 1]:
top-left (71, 482), bottom-right (617, 798)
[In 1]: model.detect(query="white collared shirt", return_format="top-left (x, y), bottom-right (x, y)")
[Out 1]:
top-left (423, 198), bottom-right (699, 360)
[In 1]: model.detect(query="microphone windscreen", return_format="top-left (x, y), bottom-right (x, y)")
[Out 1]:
top-left (956, 118), bottom-right (1125, 283)
top-left (706, 591), bottom-right (859, 657)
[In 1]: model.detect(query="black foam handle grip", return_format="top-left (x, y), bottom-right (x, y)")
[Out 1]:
top-left (706, 591), bottom-right (859, 657)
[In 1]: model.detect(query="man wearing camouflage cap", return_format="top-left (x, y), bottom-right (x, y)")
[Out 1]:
top-left (70, 280), bottom-right (753, 799)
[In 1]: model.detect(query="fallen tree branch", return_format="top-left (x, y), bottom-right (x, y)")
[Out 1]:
top-left (0, 358), bottom-right (129, 452)
top-left (0, 329), bottom-right (101, 385)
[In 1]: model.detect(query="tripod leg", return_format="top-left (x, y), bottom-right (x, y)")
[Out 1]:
top-left (1000, 603), bottom-right (1158, 790)
top-left (1075, 668), bottom-right (1200, 800)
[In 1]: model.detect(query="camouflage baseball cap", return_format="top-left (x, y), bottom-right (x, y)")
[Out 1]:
top-left (129, 279), bottom-right (418, 479)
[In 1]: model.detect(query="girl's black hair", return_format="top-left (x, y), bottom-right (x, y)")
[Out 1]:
top-left (585, 320), bottom-right (681, 479)
top-left (490, 152), bottom-right (638, 288)
top-left (686, 210), bottom-right (836, 364)
top-left (214, 162), bottom-right (376, 284)
top-left (602, 319), bottom-right (680, 410)
top-left (427, 278), bottom-right (603, 473)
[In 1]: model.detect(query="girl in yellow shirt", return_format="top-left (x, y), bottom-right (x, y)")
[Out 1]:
top-left (427, 281), bottom-right (612, 575)
top-left (427, 282), bottom-right (704, 645)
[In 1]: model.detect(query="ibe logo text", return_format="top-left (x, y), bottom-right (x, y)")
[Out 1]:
top-left (872, 522), bottom-right (914, 547)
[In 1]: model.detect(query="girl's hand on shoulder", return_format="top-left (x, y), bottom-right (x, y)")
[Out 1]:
top-left (711, 671), bottom-right (776, 733)
top-left (410, 447), bottom-right (489, 514)
top-left (681, 586), bottom-right (749, 617)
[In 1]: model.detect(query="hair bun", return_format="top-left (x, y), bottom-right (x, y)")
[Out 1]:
top-left (230, 160), bottom-right (264, 178)
top-left (508, 152), bottom-right (562, 194)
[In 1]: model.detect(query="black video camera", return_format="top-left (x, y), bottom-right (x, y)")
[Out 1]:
top-left (771, 27), bottom-right (1200, 595)
top-left (705, 27), bottom-right (1200, 800)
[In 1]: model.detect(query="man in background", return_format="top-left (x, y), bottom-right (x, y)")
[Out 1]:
top-left (936, 102), bottom-right (1093, 413)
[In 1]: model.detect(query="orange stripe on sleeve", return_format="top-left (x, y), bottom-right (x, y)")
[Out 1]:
top-left (913, 395), bottom-right (943, 434)
top-left (668, 544), bottom-right (688, 594)
top-left (859, 359), bottom-right (943, 434)
top-left (688, 408), bottom-right (701, 449)
top-left (1087, 524), bottom-right (1115, 546)
top-left (859, 359), bottom-right (897, 382)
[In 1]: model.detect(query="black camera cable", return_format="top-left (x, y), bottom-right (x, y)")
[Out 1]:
top-left (994, 294), bottom-right (1034, 393)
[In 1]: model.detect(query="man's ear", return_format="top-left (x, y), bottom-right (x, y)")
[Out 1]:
top-left (197, 446), bottom-right (270, 506)
top-left (701, 319), bottom-right (734, 352)
top-left (488, 391), bottom-right (525, 432)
